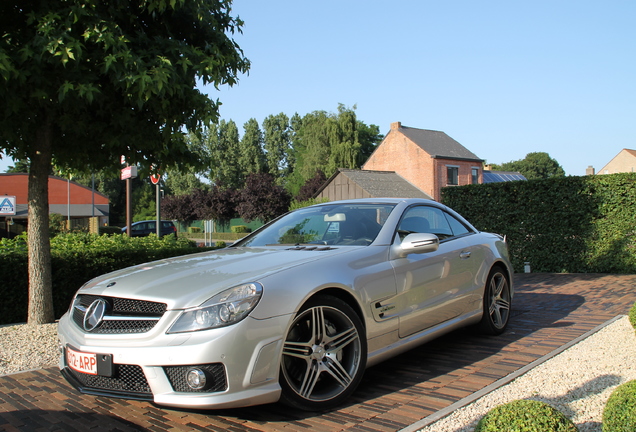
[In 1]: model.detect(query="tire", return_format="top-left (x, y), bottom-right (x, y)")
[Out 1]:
top-left (279, 295), bottom-right (367, 411)
top-left (478, 267), bottom-right (511, 335)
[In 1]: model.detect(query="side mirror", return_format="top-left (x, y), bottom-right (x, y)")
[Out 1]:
top-left (394, 233), bottom-right (439, 258)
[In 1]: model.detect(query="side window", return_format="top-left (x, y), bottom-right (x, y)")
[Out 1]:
top-left (444, 212), bottom-right (472, 236)
top-left (398, 206), bottom-right (453, 240)
top-left (447, 166), bottom-right (459, 186)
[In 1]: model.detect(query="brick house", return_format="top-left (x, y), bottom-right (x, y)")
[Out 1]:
top-left (362, 122), bottom-right (484, 201)
top-left (596, 148), bottom-right (636, 175)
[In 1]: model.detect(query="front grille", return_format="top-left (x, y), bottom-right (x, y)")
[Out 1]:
top-left (164, 364), bottom-right (227, 393)
top-left (67, 364), bottom-right (151, 394)
top-left (93, 320), bottom-right (161, 334)
top-left (72, 295), bottom-right (167, 334)
top-left (112, 297), bottom-right (167, 315)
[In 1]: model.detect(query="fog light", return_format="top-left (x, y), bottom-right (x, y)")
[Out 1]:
top-left (186, 368), bottom-right (207, 390)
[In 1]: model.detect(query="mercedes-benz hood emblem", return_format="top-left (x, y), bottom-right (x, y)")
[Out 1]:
top-left (83, 299), bottom-right (107, 331)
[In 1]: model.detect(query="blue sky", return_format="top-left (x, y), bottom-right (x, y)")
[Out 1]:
top-left (2, 1), bottom-right (634, 176)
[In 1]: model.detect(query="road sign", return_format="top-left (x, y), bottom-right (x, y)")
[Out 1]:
top-left (150, 173), bottom-right (161, 185)
top-left (0, 196), bottom-right (16, 216)
top-left (120, 166), bottom-right (138, 180)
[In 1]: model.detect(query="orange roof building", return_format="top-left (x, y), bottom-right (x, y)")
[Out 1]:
top-left (0, 173), bottom-right (109, 237)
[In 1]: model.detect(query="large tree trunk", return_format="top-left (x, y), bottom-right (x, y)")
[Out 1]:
top-left (27, 122), bottom-right (55, 325)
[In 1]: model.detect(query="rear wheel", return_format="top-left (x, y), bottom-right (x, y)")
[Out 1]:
top-left (279, 295), bottom-right (366, 411)
top-left (479, 267), bottom-right (511, 335)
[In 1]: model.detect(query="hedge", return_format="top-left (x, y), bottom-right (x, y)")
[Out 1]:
top-left (442, 173), bottom-right (636, 273)
top-left (0, 233), bottom-right (215, 325)
top-left (603, 380), bottom-right (636, 431)
top-left (476, 399), bottom-right (578, 431)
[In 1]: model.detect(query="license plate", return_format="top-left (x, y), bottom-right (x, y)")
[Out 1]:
top-left (66, 347), bottom-right (98, 375)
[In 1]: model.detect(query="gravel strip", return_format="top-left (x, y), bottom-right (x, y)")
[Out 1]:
top-left (0, 322), bottom-right (59, 375)
top-left (1, 317), bottom-right (634, 432)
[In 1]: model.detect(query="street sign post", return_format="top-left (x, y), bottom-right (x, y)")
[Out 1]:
top-left (151, 172), bottom-right (162, 236)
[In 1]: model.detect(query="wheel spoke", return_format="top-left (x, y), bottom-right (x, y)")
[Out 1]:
top-left (491, 276), bottom-right (505, 298)
top-left (489, 276), bottom-right (510, 327)
top-left (283, 340), bottom-right (313, 360)
top-left (311, 306), bottom-right (327, 344)
top-left (325, 326), bottom-right (358, 353)
top-left (490, 302), bottom-right (503, 326)
top-left (495, 298), bottom-right (510, 311)
top-left (324, 356), bottom-right (353, 388)
top-left (298, 360), bottom-right (321, 398)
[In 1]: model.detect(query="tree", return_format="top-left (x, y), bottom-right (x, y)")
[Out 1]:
top-left (5, 158), bottom-right (30, 173)
top-left (295, 170), bottom-right (327, 201)
top-left (161, 193), bottom-right (199, 223)
top-left (0, 0), bottom-right (249, 324)
top-left (239, 118), bottom-right (267, 176)
top-left (208, 120), bottom-right (243, 188)
top-left (263, 113), bottom-right (292, 183)
top-left (195, 186), bottom-right (238, 227)
top-left (357, 121), bottom-right (383, 164)
top-left (493, 152), bottom-right (566, 180)
top-left (237, 173), bottom-right (291, 222)
top-left (325, 104), bottom-right (361, 175)
top-left (164, 170), bottom-right (207, 196)
top-left (164, 132), bottom-right (210, 195)
top-left (286, 105), bottom-right (363, 196)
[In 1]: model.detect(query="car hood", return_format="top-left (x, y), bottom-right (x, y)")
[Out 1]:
top-left (77, 246), bottom-right (357, 310)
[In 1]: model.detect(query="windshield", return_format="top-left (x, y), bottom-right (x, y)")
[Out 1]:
top-left (235, 203), bottom-right (396, 247)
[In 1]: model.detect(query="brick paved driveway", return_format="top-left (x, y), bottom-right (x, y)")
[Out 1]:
top-left (1, 273), bottom-right (635, 432)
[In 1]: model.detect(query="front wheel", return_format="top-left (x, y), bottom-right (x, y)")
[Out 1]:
top-left (279, 295), bottom-right (367, 411)
top-left (478, 267), bottom-right (511, 335)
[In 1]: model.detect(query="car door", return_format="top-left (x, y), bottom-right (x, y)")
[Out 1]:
top-left (131, 222), bottom-right (146, 237)
top-left (392, 205), bottom-right (481, 338)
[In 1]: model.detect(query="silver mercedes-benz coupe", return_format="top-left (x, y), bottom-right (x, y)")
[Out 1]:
top-left (57, 198), bottom-right (513, 411)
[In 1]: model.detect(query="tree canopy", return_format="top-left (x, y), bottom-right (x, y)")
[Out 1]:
top-left (491, 152), bottom-right (566, 180)
top-left (0, 0), bottom-right (249, 324)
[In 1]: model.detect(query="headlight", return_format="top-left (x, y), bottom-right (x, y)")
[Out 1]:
top-left (167, 282), bottom-right (263, 334)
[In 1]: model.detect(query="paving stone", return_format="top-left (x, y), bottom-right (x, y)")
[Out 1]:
top-left (1, 274), bottom-right (635, 431)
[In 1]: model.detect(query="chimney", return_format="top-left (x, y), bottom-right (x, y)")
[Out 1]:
top-left (390, 122), bottom-right (401, 130)
top-left (586, 166), bottom-right (595, 175)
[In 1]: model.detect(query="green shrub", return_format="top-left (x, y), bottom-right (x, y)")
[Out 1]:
top-left (629, 303), bottom-right (636, 331)
top-left (0, 233), bottom-right (204, 324)
top-left (49, 213), bottom-right (67, 234)
top-left (215, 241), bottom-right (227, 248)
top-left (231, 225), bottom-right (250, 234)
top-left (476, 400), bottom-right (578, 432)
top-left (210, 232), bottom-right (247, 241)
top-left (99, 226), bottom-right (122, 235)
top-left (188, 226), bottom-right (201, 233)
top-left (603, 380), bottom-right (636, 431)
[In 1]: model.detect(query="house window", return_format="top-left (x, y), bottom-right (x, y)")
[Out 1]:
top-left (447, 166), bottom-right (459, 186)
top-left (471, 167), bottom-right (480, 184)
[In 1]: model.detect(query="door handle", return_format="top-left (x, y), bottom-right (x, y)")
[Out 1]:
top-left (459, 251), bottom-right (471, 259)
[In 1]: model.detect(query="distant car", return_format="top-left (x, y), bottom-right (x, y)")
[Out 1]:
top-left (58, 198), bottom-right (513, 411)
top-left (121, 220), bottom-right (177, 238)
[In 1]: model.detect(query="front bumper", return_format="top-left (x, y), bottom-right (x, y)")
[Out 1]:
top-left (57, 311), bottom-right (291, 409)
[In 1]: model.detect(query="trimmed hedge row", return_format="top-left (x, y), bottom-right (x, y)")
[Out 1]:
top-left (442, 173), bottom-right (636, 273)
top-left (0, 233), bottom-right (214, 325)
